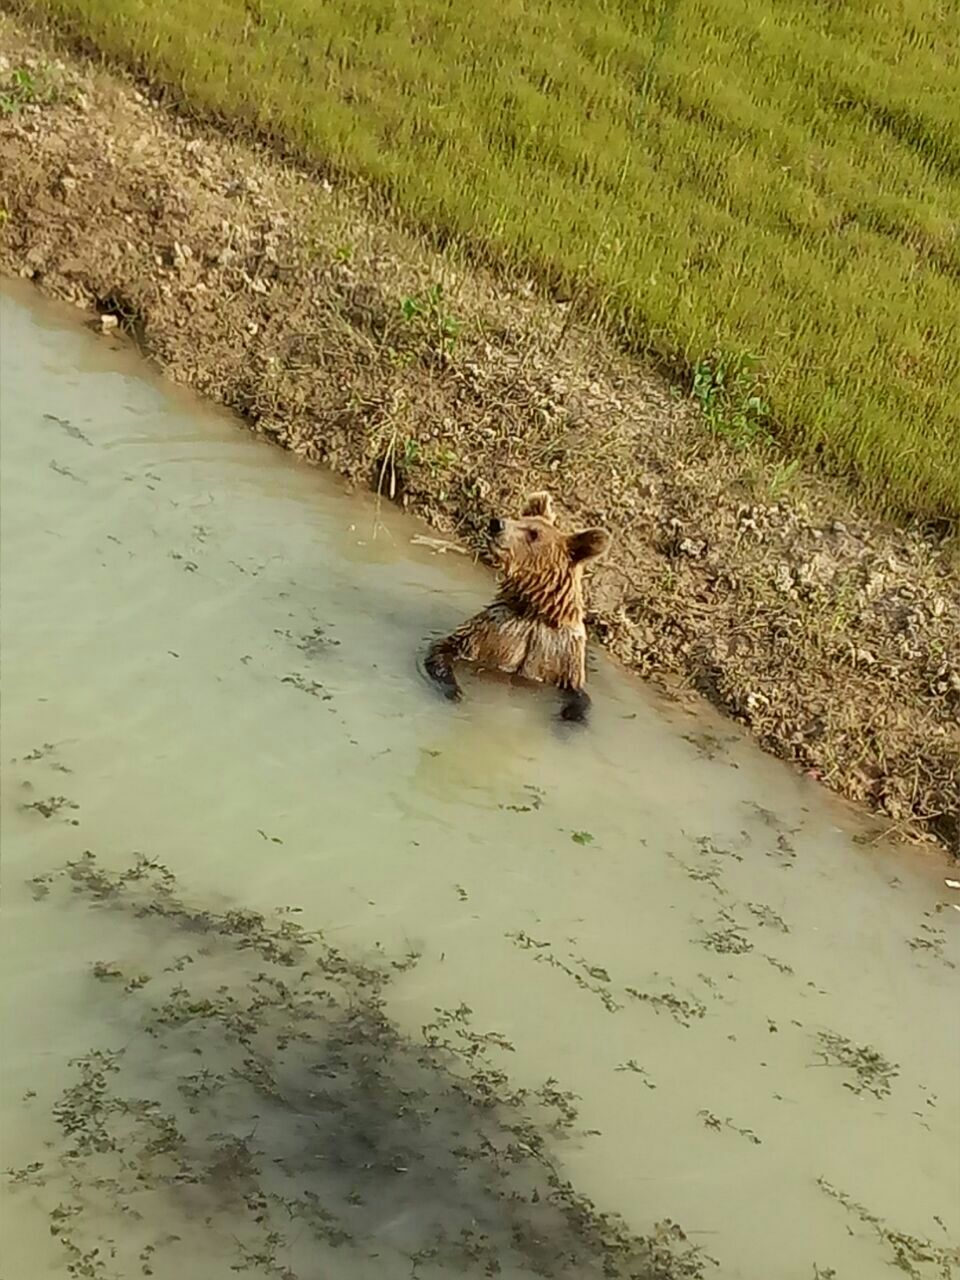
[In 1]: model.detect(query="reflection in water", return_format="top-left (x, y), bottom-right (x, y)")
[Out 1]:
top-left (1, 286), bottom-right (958, 1280)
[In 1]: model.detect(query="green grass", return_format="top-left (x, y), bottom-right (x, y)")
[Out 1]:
top-left (0, 58), bottom-right (64, 112)
top-left (18, 0), bottom-right (960, 520)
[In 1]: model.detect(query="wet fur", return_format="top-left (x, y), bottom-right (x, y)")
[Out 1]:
top-left (425, 493), bottom-right (609, 723)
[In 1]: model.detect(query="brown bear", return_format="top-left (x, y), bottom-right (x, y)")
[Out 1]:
top-left (425, 492), bottom-right (610, 722)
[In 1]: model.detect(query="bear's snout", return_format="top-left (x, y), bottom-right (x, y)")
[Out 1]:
top-left (488, 517), bottom-right (505, 536)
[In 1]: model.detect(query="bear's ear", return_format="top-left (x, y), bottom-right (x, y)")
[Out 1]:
top-left (522, 492), bottom-right (555, 523)
top-left (567, 528), bottom-right (610, 563)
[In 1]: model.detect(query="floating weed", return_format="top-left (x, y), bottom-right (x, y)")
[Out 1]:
top-left (615, 1061), bottom-right (657, 1089)
top-left (625, 985), bottom-right (707, 1028)
top-left (535, 1078), bottom-right (583, 1134)
top-left (772, 832), bottom-right (798, 865)
top-left (667, 851), bottom-right (726, 894)
top-left (571, 830), bottom-right (594, 846)
top-left (908, 919), bottom-right (956, 969)
top-left (693, 835), bottom-right (744, 864)
top-left (817, 1179), bottom-right (958, 1279)
top-left (389, 946), bottom-right (422, 973)
top-left (7, 854), bottom-right (711, 1279)
top-left (680, 732), bottom-right (735, 762)
top-left (280, 672), bottom-right (332, 700)
top-left (814, 1031), bottom-right (899, 1100)
top-left (20, 794), bottom-right (79, 822)
top-left (177, 1068), bottom-right (226, 1107)
top-left (22, 743), bottom-right (55, 759)
top-left (512, 942), bottom-right (711, 1027)
top-left (296, 624), bottom-right (340, 657)
top-left (509, 930), bottom-right (551, 951)
top-left (420, 1003), bottom-right (523, 1092)
top-left (700, 926), bottom-right (753, 956)
top-left (506, 932), bottom-right (621, 1013)
top-left (51, 1048), bottom-right (126, 1157)
top-left (697, 1110), bottom-right (762, 1145)
top-left (743, 803), bottom-right (783, 830)
top-left (746, 902), bottom-right (790, 934)
top-left (4, 1160), bottom-right (46, 1186)
top-left (500, 784), bottom-right (546, 813)
top-left (168, 550), bottom-right (198, 572)
top-left (92, 960), bottom-right (150, 992)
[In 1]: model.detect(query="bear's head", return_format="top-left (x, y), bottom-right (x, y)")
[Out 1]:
top-left (488, 492), bottom-right (610, 626)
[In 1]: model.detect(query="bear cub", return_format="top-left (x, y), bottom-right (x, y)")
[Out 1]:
top-left (425, 492), bottom-right (610, 722)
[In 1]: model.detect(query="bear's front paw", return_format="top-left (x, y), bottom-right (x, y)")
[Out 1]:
top-left (560, 690), bottom-right (590, 724)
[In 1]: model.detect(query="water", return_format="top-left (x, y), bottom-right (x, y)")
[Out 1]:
top-left (1, 283), bottom-right (958, 1280)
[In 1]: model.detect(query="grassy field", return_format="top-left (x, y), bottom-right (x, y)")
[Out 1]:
top-left (15, 0), bottom-right (960, 520)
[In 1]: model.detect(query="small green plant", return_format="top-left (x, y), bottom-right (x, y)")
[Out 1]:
top-left (1, 67), bottom-right (36, 112)
top-left (0, 65), bottom-right (60, 115)
top-left (768, 457), bottom-right (801, 500)
top-left (400, 436), bottom-right (421, 466)
top-left (400, 283), bottom-right (462, 354)
top-left (692, 353), bottom-right (772, 449)
top-left (395, 436), bottom-right (456, 478)
top-left (427, 444), bottom-right (456, 472)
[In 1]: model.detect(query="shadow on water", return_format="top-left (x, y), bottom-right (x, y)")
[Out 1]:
top-left (11, 856), bottom-right (708, 1280)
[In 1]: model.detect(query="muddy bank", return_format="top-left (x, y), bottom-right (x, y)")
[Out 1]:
top-left (0, 19), bottom-right (957, 856)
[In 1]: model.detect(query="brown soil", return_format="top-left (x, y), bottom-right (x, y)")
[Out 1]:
top-left (1, 20), bottom-right (958, 857)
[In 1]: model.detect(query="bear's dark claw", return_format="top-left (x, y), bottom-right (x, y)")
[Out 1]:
top-left (560, 689), bottom-right (590, 724)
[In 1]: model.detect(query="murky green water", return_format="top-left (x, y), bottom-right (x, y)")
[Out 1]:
top-left (2, 284), bottom-right (958, 1280)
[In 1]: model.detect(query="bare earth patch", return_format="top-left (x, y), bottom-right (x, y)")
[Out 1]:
top-left (1, 20), bottom-right (957, 857)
